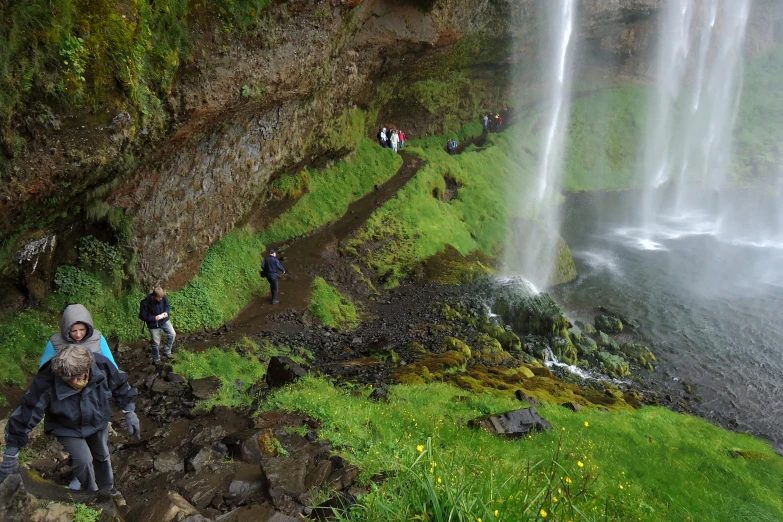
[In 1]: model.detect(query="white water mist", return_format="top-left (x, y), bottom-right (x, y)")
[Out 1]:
top-left (637, 0), bottom-right (752, 244)
top-left (504, 0), bottom-right (577, 288)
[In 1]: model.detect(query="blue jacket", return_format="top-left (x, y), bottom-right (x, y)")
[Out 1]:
top-left (139, 294), bottom-right (171, 329)
top-left (39, 304), bottom-right (117, 369)
top-left (262, 255), bottom-right (285, 278)
top-left (6, 352), bottom-right (137, 448)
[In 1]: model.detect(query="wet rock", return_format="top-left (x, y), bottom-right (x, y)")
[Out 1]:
top-left (151, 377), bottom-right (182, 394)
top-left (567, 325), bottom-right (582, 343)
top-left (193, 425), bottom-right (229, 446)
top-left (266, 356), bottom-right (308, 388)
top-left (493, 290), bottom-right (570, 338)
top-left (577, 336), bottom-right (598, 356)
top-left (594, 315), bottom-right (623, 334)
top-left (228, 463), bottom-right (266, 498)
top-left (369, 385), bottom-right (389, 401)
top-left (154, 450), bottom-right (184, 473)
top-left (261, 454), bottom-right (310, 500)
top-left (327, 464), bottom-right (360, 491)
top-left (304, 459), bottom-right (333, 490)
top-left (190, 376), bottom-right (222, 400)
top-left (470, 407), bottom-right (553, 437)
top-left (165, 373), bottom-right (186, 384)
top-left (551, 337), bottom-right (577, 364)
top-left (181, 466), bottom-right (234, 508)
top-left (574, 320), bottom-right (597, 335)
top-left (596, 331), bottom-right (620, 351)
top-left (598, 351), bottom-right (630, 379)
top-left (139, 491), bottom-right (199, 522)
top-left (187, 445), bottom-right (216, 472)
top-left (514, 389), bottom-right (541, 405)
top-left (621, 343), bottom-right (657, 370)
top-left (0, 474), bottom-right (36, 522)
top-left (561, 402), bottom-right (583, 411)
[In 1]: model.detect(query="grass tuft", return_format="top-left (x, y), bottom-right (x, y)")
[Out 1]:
top-left (309, 277), bottom-right (360, 331)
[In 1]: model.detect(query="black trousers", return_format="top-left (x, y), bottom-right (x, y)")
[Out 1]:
top-left (267, 275), bottom-right (279, 303)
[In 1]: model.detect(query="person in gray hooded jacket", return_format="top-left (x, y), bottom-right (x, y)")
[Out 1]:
top-left (0, 345), bottom-right (139, 496)
top-left (39, 303), bottom-right (118, 369)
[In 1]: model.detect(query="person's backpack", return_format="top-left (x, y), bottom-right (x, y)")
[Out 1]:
top-left (260, 260), bottom-right (268, 278)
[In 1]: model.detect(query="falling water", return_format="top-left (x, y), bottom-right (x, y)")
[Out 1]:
top-left (635, 0), bottom-right (753, 247)
top-left (504, 0), bottom-right (577, 288)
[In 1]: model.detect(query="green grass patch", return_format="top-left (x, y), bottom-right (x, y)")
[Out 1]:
top-left (259, 139), bottom-right (402, 244)
top-left (173, 336), bottom-right (312, 411)
top-left (309, 277), bottom-right (360, 330)
top-left (73, 504), bottom-right (102, 522)
top-left (269, 377), bottom-right (783, 521)
top-left (346, 123), bottom-right (534, 287)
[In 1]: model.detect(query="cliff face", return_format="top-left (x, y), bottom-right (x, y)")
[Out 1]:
top-left (1, 0), bottom-right (781, 294)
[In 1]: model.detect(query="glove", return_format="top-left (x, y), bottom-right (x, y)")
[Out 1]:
top-left (123, 410), bottom-right (141, 440)
top-left (0, 449), bottom-right (19, 483)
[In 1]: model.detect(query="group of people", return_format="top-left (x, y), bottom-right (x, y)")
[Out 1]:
top-left (446, 138), bottom-right (459, 155)
top-left (483, 112), bottom-right (503, 132)
top-left (377, 127), bottom-right (406, 152)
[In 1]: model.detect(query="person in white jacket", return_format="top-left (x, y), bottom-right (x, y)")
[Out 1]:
top-left (390, 130), bottom-right (400, 152)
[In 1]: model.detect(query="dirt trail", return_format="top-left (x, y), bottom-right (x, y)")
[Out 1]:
top-left (183, 151), bottom-right (425, 352)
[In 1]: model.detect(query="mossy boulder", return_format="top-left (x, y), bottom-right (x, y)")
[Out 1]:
top-left (553, 237), bottom-right (578, 285)
top-left (443, 336), bottom-right (472, 359)
top-left (494, 291), bottom-right (571, 339)
top-left (475, 334), bottom-right (513, 364)
top-left (567, 325), bottom-right (582, 343)
top-left (598, 351), bottom-right (630, 379)
top-left (620, 343), bottom-right (657, 370)
top-left (577, 336), bottom-right (598, 356)
top-left (482, 324), bottom-right (522, 352)
top-left (520, 334), bottom-right (550, 359)
top-left (596, 331), bottom-right (620, 351)
top-left (392, 350), bottom-right (467, 383)
top-left (595, 315), bottom-right (623, 334)
top-left (422, 245), bottom-right (495, 285)
top-left (575, 320), bottom-right (597, 335)
top-left (552, 337), bottom-right (578, 365)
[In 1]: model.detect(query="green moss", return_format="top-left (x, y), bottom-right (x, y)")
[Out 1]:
top-left (442, 336), bottom-right (472, 359)
top-left (270, 171), bottom-right (309, 199)
top-left (308, 276), bottom-right (360, 330)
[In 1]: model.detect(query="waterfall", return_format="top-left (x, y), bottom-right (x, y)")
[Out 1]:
top-left (636, 0), bottom-right (753, 247)
top-left (504, 0), bottom-right (577, 288)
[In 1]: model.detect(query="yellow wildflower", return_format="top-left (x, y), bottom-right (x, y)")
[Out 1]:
top-left (437, 477), bottom-right (442, 483)
top-left (577, 461), bottom-right (584, 467)
top-left (540, 508), bottom-right (547, 518)
top-left (565, 476), bottom-right (572, 484)
top-left (552, 497), bottom-right (558, 502)
top-left (417, 445), bottom-right (424, 453)
top-left (494, 510), bottom-right (499, 517)
top-left (584, 421), bottom-right (589, 427)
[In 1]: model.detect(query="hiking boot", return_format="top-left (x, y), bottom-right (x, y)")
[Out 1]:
top-left (110, 487), bottom-right (127, 507)
top-left (162, 353), bottom-right (174, 360)
top-left (153, 358), bottom-right (162, 366)
top-left (271, 300), bottom-right (279, 305)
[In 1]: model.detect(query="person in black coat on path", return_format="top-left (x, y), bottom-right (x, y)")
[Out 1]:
top-left (262, 249), bottom-right (286, 304)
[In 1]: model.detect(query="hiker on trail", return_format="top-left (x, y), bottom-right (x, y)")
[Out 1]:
top-left (399, 129), bottom-right (406, 149)
top-left (139, 287), bottom-right (176, 364)
top-left (40, 303), bottom-right (118, 369)
top-left (261, 249), bottom-right (286, 305)
top-left (377, 128), bottom-right (385, 147)
top-left (496, 113), bottom-right (502, 130)
top-left (0, 344), bottom-right (139, 499)
top-left (390, 130), bottom-right (400, 152)
top-left (381, 128), bottom-right (390, 148)
top-left (483, 114), bottom-right (489, 130)
top-left (446, 139), bottom-right (453, 154)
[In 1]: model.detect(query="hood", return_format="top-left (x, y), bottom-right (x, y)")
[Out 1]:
top-left (60, 304), bottom-right (96, 342)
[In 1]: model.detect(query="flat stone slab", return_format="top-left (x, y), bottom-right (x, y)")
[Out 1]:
top-left (470, 407), bottom-right (552, 437)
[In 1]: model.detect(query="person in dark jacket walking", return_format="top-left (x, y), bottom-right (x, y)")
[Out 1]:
top-left (261, 249), bottom-right (286, 304)
top-left (0, 345), bottom-right (139, 496)
top-left (139, 287), bottom-right (176, 364)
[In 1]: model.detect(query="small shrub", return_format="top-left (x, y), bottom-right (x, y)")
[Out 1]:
top-left (309, 277), bottom-right (360, 330)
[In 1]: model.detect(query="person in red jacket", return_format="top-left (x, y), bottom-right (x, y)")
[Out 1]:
top-left (399, 130), bottom-right (406, 149)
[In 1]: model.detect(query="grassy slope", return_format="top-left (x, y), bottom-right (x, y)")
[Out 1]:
top-left (270, 377), bottom-right (783, 522)
top-left (260, 139), bottom-right (402, 244)
top-left (309, 277), bottom-right (361, 330)
top-left (349, 121), bottom-right (536, 286)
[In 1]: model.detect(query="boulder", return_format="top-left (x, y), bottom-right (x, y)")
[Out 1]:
top-left (551, 337), bottom-right (577, 364)
top-left (154, 451), bottom-right (184, 473)
top-left (520, 334), bottom-right (550, 359)
top-left (596, 331), bottom-right (619, 351)
top-left (594, 315), bottom-right (623, 334)
top-left (620, 343), bottom-right (657, 370)
top-left (598, 351), bottom-right (630, 379)
top-left (442, 336), bottom-right (472, 358)
top-left (577, 336), bottom-right (598, 356)
top-left (574, 320), bottom-right (597, 335)
top-left (561, 402), bottom-right (583, 412)
top-left (228, 463), bottom-right (266, 499)
top-left (186, 446), bottom-right (216, 472)
top-left (514, 390), bottom-right (541, 405)
top-left (0, 474), bottom-right (36, 522)
top-left (266, 357), bottom-right (308, 388)
top-left (492, 289), bottom-right (570, 339)
top-left (469, 407), bottom-right (553, 437)
top-left (181, 467), bottom-right (234, 509)
top-left (260, 454), bottom-right (310, 500)
top-left (567, 325), bottom-right (582, 343)
top-left (139, 491), bottom-right (199, 522)
top-left (190, 376), bottom-right (222, 400)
